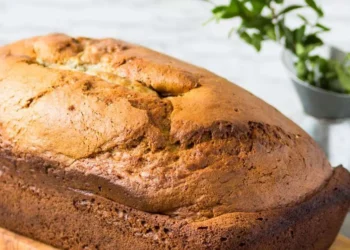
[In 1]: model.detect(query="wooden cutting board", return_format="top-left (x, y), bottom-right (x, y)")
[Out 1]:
top-left (0, 227), bottom-right (349, 250)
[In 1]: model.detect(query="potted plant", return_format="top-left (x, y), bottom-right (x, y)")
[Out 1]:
top-left (205, 0), bottom-right (350, 160)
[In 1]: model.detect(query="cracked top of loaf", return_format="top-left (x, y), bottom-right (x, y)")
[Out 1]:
top-left (0, 34), bottom-right (332, 221)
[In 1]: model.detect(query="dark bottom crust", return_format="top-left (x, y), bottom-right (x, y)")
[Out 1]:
top-left (0, 154), bottom-right (349, 250)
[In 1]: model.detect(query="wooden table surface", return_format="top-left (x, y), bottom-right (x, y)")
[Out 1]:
top-left (0, 227), bottom-right (349, 250)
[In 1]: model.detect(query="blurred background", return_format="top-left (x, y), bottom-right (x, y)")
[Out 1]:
top-left (0, 0), bottom-right (349, 235)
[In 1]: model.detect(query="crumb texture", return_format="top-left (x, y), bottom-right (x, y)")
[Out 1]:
top-left (0, 34), bottom-right (334, 220)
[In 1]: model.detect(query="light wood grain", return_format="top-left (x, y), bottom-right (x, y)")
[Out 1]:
top-left (330, 234), bottom-right (350, 250)
top-left (0, 228), bottom-right (56, 250)
top-left (0, 227), bottom-right (349, 250)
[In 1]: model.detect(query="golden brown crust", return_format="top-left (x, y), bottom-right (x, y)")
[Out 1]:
top-left (0, 34), bottom-right (334, 220)
top-left (0, 151), bottom-right (349, 249)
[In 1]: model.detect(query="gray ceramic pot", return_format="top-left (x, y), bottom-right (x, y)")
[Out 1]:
top-left (282, 46), bottom-right (350, 119)
top-left (282, 47), bottom-right (350, 170)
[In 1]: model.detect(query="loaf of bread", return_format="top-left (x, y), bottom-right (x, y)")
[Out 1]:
top-left (0, 34), bottom-right (349, 250)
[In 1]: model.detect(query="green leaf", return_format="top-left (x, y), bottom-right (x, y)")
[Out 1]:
top-left (304, 0), bottom-right (324, 17)
top-left (317, 57), bottom-right (330, 73)
top-left (251, 0), bottom-right (265, 15)
top-left (279, 19), bottom-right (294, 52)
top-left (334, 53), bottom-right (350, 93)
top-left (297, 14), bottom-right (308, 24)
top-left (307, 71), bottom-right (316, 85)
top-left (278, 5), bottom-right (304, 16)
top-left (206, 0), bottom-right (341, 94)
top-left (239, 31), bottom-right (252, 44)
top-left (294, 25), bottom-right (306, 43)
top-left (344, 53), bottom-right (350, 71)
top-left (225, 0), bottom-right (240, 18)
top-left (211, 6), bottom-right (226, 21)
top-left (265, 26), bottom-right (276, 40)
top-left (202, 16), bottom-right (216, 26)
top-left (304, 34), bottom-right (323, 47)
top-left (236, 1), bottom-right (254, 19)
top-left (212, 4), bottom-right (239, 19)
top-left (228, 27), bottom-right (235, 38)
top-left (295, 60), bottom-right (308, 80)
top-left (239, 31), bottom-right (253, 50)
top-left (304, 44), bottom-right (319, 54)
top-left (298, 14), bottom-right (309, 24)
top-left (335, 63), bottom-right (350, 93)
top-left (296, 43), bottom-right (305, 56)
top-left (251, 33), bottom-right (263, 51)
top-left (315, 23), bottom-right (330, 32)
top-left (242, 16), bottom-right (272, 29)
top-left (212, 5), bottom-right (226, 14)
top-left (325, 71), bottom-right (337, 80)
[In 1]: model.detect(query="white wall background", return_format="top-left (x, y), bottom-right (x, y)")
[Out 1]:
top-left (0, 0), bottom-right (349, 167)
